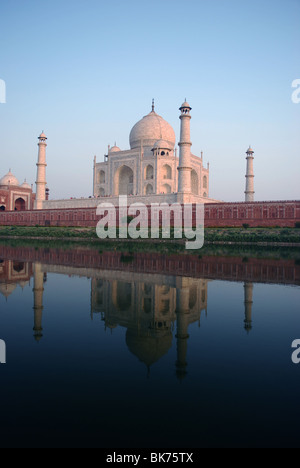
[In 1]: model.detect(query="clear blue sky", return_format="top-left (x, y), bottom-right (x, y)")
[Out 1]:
top-left (0, 0), bottom-right (299, 201)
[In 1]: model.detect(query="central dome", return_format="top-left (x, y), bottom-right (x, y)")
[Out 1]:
top-left (129, 109), bottom-right (176, 150)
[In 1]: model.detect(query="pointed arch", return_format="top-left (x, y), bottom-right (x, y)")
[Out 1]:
top-left (145, 184), bottom-right (154, 195)
top-left (162, 184), bottom-right (171, 194)
top-left (14, 198), bottom-right (26, 211)
top-left (114, 165), bottom-right (134, 196)
top-left (191, 170), bottom-right (199, 195)
top-left (145, 165), bottom-right (154, 180)
top-left (162, 164), bottom-right (172, 180)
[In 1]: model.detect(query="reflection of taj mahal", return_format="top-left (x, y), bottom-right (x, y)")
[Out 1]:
top-left (0, 259), bottom-right (33, 298)
top-left (0, 256), bottom-right (256, 378)
top-left (91, 274), bottom-right (209, 379)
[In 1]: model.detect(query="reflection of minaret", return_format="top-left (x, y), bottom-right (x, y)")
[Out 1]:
top-left (175, 285), bottom-right (190, 382)
top-left (33, 263), bottom-right (45, 342)
top-left (244, 282), bottom-right (254, 333)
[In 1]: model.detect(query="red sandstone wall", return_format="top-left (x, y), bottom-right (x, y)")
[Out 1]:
top-left (0, 201), bottom-right (299, 228)
top-left (0, 245), bottom-right (299, 285)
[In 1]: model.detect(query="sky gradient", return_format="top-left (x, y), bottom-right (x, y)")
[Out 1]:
top-left (0, 0), bottom-right (299, 201)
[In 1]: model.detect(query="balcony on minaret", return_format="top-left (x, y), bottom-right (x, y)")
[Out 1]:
top-left (38, 132), bottom-right (47, 143)
top-left (179, 100), bottom-right (192, 115)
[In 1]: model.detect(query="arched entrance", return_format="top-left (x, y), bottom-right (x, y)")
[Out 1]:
top-left (0, 206), bottom-right (5, 211)
top-left (14, 198), bottom-right (26, 211)
top-left (99, 170), bottom-right (106, 184)
top-left (115, 165), bottom-right (134, 196)
top-left (112, 281), bottom-right (132, 312)
top-left (162, 184), bottom-right (171, 194)
top-left (145, 165), bottom-right (154, 180)
top-left (162, 164), bottom-right (172, 180)
top-left (191, 170), bottom-right (199, 195)
top-left (13, 262), bottom-right (25, 273)
top-left (145, 184), bottom-right (154, 195)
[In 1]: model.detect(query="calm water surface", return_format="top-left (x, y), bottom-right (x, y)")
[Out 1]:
top-left (0, 245), bottom-right (299, 448)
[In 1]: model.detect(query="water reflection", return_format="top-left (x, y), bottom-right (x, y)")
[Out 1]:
top-left (0, 256), bottom-right (210, 378)
top-left (2, 245), bottom-right (299, 380)
top-left (1, 246), bottom-right (299, 448)
top-left (91, 275), bottom-right (208, 380)
top-left (0, 259), bottom-right (32, 298)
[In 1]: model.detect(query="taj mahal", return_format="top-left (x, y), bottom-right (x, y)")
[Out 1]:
top-left (0, 100), bottom-right (233, 212)
top-left (93, 100), bottom-right (214, 204)
top-left (1, 99), bottom-right (299, 229)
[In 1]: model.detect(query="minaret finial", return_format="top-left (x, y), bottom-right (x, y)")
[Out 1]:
top-left (152, 99), bottom-right (155, 112)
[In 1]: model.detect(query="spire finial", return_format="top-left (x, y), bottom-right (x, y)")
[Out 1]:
top-left (152, 99), bottom-right (155, 112)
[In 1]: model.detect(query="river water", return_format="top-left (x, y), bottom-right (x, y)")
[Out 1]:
top-left (0, 244), bottom-right (299, 448)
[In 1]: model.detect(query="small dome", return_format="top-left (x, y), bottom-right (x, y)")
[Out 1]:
top-left (152, 139), bottom-right (173, 150)
top-left (0, 283), bottom-right (17, 298)
top-left (18, 280), bottom-right (30, 289)
top-left (130, 109), bottom-right (176, 150)
top-left (246, 146), bottom-right (254, 154)
top-left (109, 145), bottom-right (121, 153)
top-left (39, 132), bottom-right (47, 139)
top-left (180, 101), bottom-right (191, 109)
top-left (0, 170), bottom-right (20, 187)
top-left (21, 180), bottom-right (31, 190)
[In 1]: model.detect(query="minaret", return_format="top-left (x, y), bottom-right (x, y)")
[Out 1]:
top-left (245, 146), bottom-right (255, 202)
top-left (178, 101), bottom-right (192, 196)
top-left (33, 263), bottom-right (45, 342)
top-left (175, 280), bottom-right (191, 382)
top-left (244, 282), bottom-right (254, 333)
top-left (93, 155), bottom-right (97, 197)
top-left (35, 132), bottom-right (47, 210)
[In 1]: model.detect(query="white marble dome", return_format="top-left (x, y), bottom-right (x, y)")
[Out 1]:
top-left (21, 180), bottom-right (31, 190)
top-left (0, 170), bottom-right (20, 187)
top-left (152, 139), bottom-right (173, 150)
top-left (109, 145), bottom-right (121, 153)
top-left (0, 283), bottom-right (17, 298)
top-left (130, 109), bottom-right (176, 150)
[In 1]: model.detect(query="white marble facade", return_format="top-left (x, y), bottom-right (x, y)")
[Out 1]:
top-left (41, 101), bottom-right (220, 211)
top-left (93, 101), bottom-right (210, 203)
